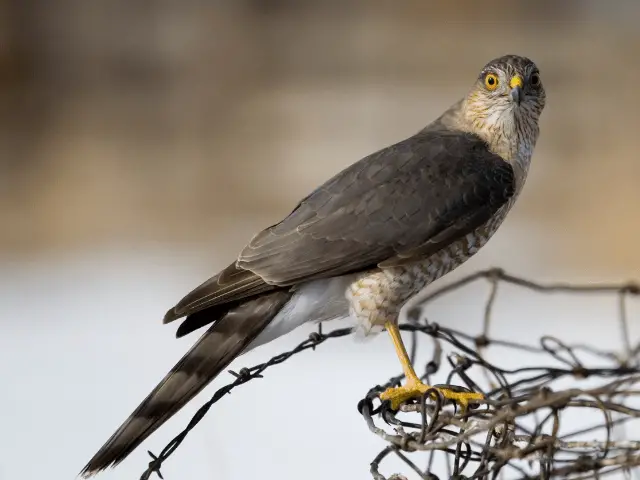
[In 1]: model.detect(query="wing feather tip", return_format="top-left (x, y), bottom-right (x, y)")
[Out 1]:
top-left (163, 307), bottom-right (180, 324)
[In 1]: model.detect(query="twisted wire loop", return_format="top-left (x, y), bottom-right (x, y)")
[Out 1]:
top-left (363, 268), bottom-right (640, 480)
top-left (140, 269), bottom-right (640, 480)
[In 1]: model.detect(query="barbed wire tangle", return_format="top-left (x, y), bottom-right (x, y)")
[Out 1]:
top-left (141, 268), bottom-right (640, 480)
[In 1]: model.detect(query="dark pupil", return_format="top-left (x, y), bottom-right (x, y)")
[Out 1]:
top-left (487, 76), bottom-right (495, 85)
top-left (532, 75), bottom-right (539, 85)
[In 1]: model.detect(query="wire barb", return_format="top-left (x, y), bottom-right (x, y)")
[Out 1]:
top-left (139, 269), bottom-right (640, 480)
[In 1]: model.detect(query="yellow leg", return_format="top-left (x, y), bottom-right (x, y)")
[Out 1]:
top-left (379, 321), bottom-right (484, 410)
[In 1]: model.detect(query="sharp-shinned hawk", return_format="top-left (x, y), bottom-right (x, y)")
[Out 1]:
top-left (81, 54), bottom-right (546, 477)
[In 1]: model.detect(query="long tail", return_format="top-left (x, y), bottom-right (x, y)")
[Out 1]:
top-left (80, 290), bottom-right (292, 477)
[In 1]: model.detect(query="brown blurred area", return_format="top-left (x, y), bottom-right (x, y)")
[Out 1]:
top-left (1, 0), bottom-right (640, 275)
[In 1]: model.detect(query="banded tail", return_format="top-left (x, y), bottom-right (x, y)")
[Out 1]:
top-left (81, 262), bottom-right (292, 477)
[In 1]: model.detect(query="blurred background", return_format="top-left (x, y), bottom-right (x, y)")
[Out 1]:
top-left (2, 1), bottom-right (640, 479)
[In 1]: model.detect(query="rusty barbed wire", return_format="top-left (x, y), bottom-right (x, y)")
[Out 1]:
top-left (140, 268), bottom-right (640, 480)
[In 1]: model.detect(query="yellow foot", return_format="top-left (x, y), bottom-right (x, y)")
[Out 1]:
top-left (380, 380), bottom-right (484, 411)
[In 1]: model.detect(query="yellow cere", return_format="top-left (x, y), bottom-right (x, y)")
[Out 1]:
top-left (509, 75), bottom-right (524, 89)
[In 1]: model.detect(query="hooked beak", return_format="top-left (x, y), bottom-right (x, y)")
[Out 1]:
top-left (509, 75), bottom-right (524, 106)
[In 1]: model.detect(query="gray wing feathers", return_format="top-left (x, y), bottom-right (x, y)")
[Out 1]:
top-left (238, 129), bottom-right (515, 284)
top-left (164, 263), bottom-right (277, 324)
top-left (80, 290), bottom-right (292, 477)
top-left (165, 129), bottom-right (513, 327)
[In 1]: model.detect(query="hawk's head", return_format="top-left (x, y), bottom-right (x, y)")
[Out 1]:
top-left (463, 55), bottom-right (546, 162)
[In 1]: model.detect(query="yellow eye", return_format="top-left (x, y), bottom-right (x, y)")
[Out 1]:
top-left (530, 73), bottom-right (541, 86)
top-left (484, 73), bottom-right (499, 90)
